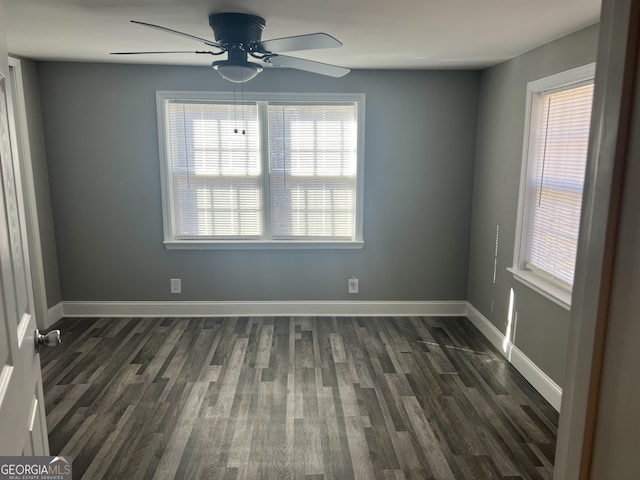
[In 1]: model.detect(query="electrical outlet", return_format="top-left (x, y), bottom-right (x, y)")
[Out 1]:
top-left (348, 277), bottom-right (359, 294)
top-left (170, 278), bottom-right (181, 294)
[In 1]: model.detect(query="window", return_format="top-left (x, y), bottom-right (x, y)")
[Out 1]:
top-left (157, 92), bottom-right (365, 249)
top-left (510, 64), bottom-right (595, 309)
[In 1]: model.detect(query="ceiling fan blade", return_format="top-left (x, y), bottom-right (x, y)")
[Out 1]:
top-left (111, 50), bottom-right (217, 55)
top-left (130, 20), bottom-right (222, 49)
top-left (260, 33), bottom-right (342, 53)
top-left (266, 55), bottom-right (350, 78)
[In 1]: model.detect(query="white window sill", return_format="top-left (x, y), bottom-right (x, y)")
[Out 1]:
top-left (164, 240), bottom-right (365, 250)
top-left (507, 267), bottom-right (571, 311)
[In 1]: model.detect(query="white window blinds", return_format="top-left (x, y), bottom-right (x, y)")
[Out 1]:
top-left (159, 93), bottom-right (364, 247)
top-left (167, 101), bottom-right (262, 238)
top-left (267, 104), bottom-right (357, 239)
top-left (527, 82), bottom-right (594, 286)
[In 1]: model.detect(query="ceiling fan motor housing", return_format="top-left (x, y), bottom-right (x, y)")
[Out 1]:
top-left (209, 13), bottom-right (266, 47)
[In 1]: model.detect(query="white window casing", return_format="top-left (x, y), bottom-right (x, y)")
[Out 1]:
top-left (511, 63), bottom-right (596, 310)
top-left (156, 92), bottom-right (365, 249)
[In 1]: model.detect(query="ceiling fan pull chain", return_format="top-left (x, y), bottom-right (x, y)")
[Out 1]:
top-left (233, 82), bottom-right (238, 134)
top-left (241, 69), bottom-right (246, 135)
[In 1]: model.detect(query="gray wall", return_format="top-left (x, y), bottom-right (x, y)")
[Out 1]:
top-left (36, 63), bottom-right (479, 302)
top-left (466, 24), bottom-right (600, 387)
top-left (18, 58), bottom-right (62, 308)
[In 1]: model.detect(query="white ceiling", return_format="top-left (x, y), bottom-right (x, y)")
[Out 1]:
top-left (4, 0), bottom-right (601, 70)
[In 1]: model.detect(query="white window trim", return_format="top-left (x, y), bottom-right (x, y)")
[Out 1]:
top-left (511, 63), bottom-right (596, 310)
top-left (508, 267), bottom-right (572, 310)
top-left (156, 91), bottom-right (366, 250)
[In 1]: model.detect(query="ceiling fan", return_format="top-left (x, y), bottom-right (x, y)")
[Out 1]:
top-left (112, 13), bottom-right (351, 83)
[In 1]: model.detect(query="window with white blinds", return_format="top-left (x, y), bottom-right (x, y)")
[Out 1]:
top-left (268, 104), bottom-right (357, 239)
top-left (527, 83), bottom-right (594, 286)
top-left (157, 92), bottom-right (364, 249)
top-left (511, 64), bottom-right (595, 308)
top-left (167, 101), bottom-right (261, 238)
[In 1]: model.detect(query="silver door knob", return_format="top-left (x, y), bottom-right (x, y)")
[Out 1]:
top-left (35, 329), bottom-right (61, 352)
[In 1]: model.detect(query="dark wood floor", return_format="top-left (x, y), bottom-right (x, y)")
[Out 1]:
top-left (40, 316), bottom-right (558, 480)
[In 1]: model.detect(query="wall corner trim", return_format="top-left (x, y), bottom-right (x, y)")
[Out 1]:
top-left (465, 302), bottom-right (563, 411)
top-left (46, 302), bottom-right (64, 328)
top-left (60, 300), bottom-right (468, 319)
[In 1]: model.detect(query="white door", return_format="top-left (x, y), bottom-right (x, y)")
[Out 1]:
top-left (0, 53), bottom-right (50, 454)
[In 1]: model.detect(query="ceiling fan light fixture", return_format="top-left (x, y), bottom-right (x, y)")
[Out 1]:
top-left (212, 60), bottom-right (263, 83)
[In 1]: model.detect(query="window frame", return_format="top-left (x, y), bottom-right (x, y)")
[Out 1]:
top-left (156, 91), bottom-right (366, 250)
top-left (509, 63), bottom-right (596, 310)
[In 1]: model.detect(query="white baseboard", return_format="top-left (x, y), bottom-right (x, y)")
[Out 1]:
top-left (465, 302), bottom-right (562, 411)
top-left (464, 303), bottom-right (507, 353)
top-left (509, 343), bottom-right (563, 411)
top-left (61, 300), bottom-right (468, 318)
top-left (46, 302), bottom-right (64, 327)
